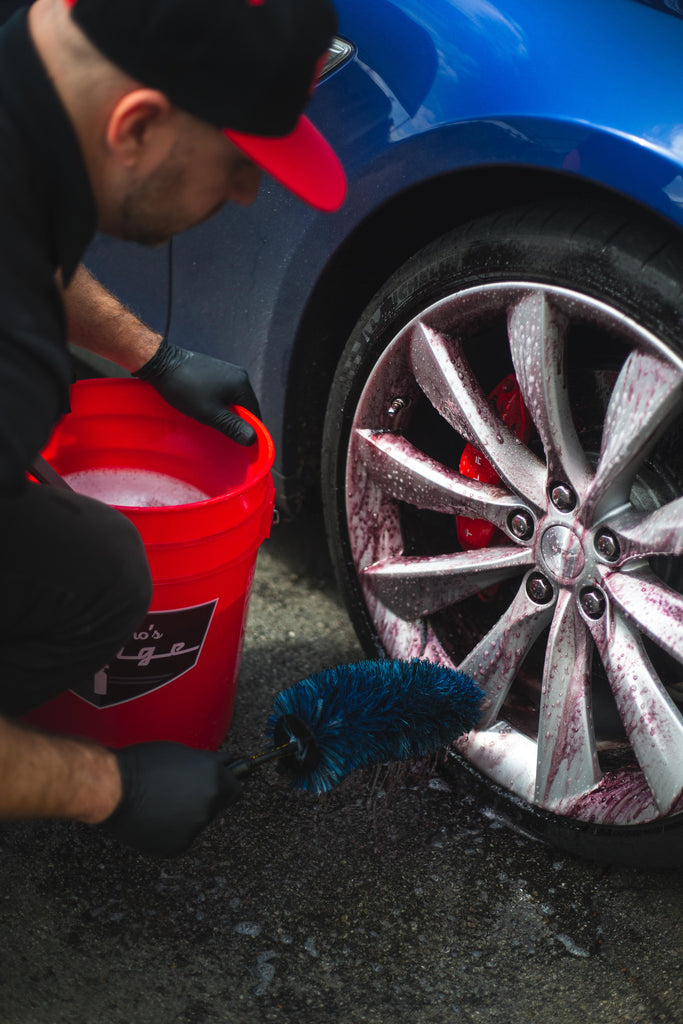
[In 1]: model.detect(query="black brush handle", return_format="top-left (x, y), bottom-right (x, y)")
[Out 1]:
top-left (226, 715), bottom-right (321, 781)
top-left (227, 740), bottom-right (298, 779)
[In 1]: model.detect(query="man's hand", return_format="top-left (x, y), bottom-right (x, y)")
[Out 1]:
top-left (61, 268), bottom-right (262, 446)
top-left (134, 343), bottom-right (261, 446)
top-left (104, 742), bottom-right (243, 857)
top-left (0, 718), bottom-right (241, 857)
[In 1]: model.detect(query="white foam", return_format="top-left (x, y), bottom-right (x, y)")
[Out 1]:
top-left (63, 467), bottom-right (211, 507)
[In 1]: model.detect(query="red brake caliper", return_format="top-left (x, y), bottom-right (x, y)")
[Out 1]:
top-left (455, 373), bottom-right (532, 598)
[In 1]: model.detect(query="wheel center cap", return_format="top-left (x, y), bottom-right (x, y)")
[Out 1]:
top-left (540, 524), bottom-right (585, 581)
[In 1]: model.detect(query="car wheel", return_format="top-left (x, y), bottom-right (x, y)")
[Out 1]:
top-left (321, 200), bottom-right (683, 869)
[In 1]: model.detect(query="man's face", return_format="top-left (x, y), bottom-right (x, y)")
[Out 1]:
top-left (116, 121), bottom-right (262, 246)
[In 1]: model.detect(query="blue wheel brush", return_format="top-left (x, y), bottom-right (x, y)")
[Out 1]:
top-left (229, 659), bottom-right (484, 793)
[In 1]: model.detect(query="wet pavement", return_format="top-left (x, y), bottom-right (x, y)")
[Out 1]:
top-left (1, 514), bottom-right (682, 1024)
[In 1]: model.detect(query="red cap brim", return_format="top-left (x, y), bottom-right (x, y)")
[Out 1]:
top-left (226, 116), bottom-right (346, 212)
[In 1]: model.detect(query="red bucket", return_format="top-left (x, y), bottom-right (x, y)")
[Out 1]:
top-left (23, 378), bottom-right (275, 750)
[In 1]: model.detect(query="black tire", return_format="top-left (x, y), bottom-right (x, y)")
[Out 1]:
top-left (321, 200), bottom-right (683, 869)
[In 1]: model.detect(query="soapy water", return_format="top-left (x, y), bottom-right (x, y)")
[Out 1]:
top-left (64, 467), bottom-right (211, 508)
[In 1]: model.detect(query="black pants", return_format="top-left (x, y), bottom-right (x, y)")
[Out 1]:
top-left (0, 483), bottom-right (153, 715)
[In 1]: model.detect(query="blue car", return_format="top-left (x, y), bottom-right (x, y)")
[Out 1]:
top-left (85, 0), bottom-right (683, 868)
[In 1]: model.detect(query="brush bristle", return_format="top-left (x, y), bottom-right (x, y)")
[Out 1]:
top-left (266, 658), bottom-right (484, 793)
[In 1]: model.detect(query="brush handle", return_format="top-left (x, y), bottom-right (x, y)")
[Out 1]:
top-left (228, 714), bottom-right (321, 781)
top-left (227, 740), bottom-right (298, 779)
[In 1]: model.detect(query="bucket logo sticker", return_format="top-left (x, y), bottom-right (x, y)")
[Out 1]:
top-left (70, 600), bottom-right (218, 708)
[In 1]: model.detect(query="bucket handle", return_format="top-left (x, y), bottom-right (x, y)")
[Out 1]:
top-left (29, 455), bottom-right (73, 491)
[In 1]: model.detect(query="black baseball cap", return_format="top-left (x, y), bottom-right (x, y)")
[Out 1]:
top-left (65, 0), bottom-right (347, 211)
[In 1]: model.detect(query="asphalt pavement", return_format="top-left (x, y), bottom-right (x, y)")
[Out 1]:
top-left (1, 513), bottom-right (682, 1024)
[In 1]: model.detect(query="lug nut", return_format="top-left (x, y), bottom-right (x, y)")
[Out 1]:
top-left (387, 396), bottom-right (409, 417)
top-left (595, 528), bottom-right (620, 562)
top-left (526, 572), bottom-right (554, 605)
top-left (508, 509), bottom-right (535, 541)
top-left (580, 587), bottom-right (606, 619)
top-left (549, 482), bottom-right (577, 513)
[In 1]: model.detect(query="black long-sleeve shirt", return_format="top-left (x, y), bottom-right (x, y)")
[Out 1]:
top-left (0, 7), bottom-right (97, 492)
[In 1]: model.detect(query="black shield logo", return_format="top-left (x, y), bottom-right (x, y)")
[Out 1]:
top-left (70, 600), bottom-right (218, 708)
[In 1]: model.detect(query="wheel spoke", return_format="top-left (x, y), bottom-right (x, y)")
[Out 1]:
top-left (458, 574), bottom-right (555, 726)
top-left (534, 591), bottom-right (601, 809)
top-left (508, 291), bottom-right (592, 497)
top-left (602, 568), bottom-right (683, 664)
top-left (409, 322), bottom-right (547, 509)
top-left (583, 351), bottom-right (683, 521)
top-left (607, 497), bottom-right (683, 562)
top-left (587, 607), bottom-right (683, 814)
top-left (353, 429), bottom-right (521, 528)
top-left (360, 545), bottom-right (534, 620)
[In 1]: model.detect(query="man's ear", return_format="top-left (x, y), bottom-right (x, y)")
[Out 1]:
top-left (105, 89), bottom-right (177, 172)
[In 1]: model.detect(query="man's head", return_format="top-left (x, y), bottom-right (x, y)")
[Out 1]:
top-left (29, 0), bottom-right (346, 243)
top-left (66, 0), bottom-right (346, 213)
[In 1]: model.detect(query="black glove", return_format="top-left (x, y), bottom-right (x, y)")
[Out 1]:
top-left (134, 343), bottom-right (262, 446)
top-left (103, 742), bottom-right (243, 857)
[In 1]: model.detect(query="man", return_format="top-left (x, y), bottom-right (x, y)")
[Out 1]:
top-left (0, 0), bottom-right (346, 856)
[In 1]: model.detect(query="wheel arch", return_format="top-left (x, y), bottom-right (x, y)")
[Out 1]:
top-left (276, 164), bottom-right (679, 516)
